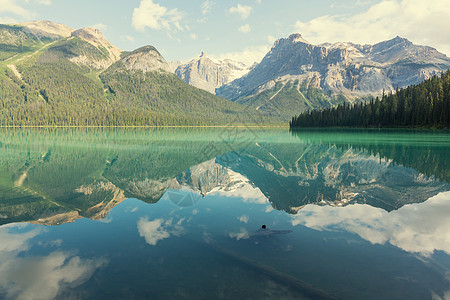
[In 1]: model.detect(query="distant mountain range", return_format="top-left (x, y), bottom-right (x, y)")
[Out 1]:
top-left (0, 21), bottom-right (270, 126)
top-left (171, 52), bottom-right (253, 94)
top-left (1, 20), bottom-right (449, 124)
top-left (218, 34), bottom-right (450, 98)
top-left (219, 34), bottom-right (450, 119)
top-left (173, 34), bottom-right (450, 120)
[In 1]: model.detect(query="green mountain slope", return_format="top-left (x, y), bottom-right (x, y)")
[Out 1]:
top-left (0, 24), bottom-right (54, 61)
top-left (0, 22), bottom-right (277, 126)
top-left (236, 79), bottom-right (346, 120)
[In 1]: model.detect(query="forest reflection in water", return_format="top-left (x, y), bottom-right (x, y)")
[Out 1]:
top-left (0, 128), bottom-right (448, 225)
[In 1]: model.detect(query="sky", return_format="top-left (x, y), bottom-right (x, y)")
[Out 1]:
top-left (1, 0), bottom-right (450, 65)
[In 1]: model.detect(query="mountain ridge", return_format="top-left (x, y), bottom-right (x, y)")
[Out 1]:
top-left (172, 52), bottom-right (251, 94)
top-left (17, 20), bottom-right (74, 38)
top-left (218, 33), bottom-right (450, 100)
top-left (0, 20), bottom-right (276, 126)
top-left (215, 33), bottom-right (450, 120)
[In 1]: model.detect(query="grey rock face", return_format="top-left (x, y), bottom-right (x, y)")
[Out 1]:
top-left (120, 46), bottom-right (171, 73)
top-left (217, 34), bottom-right (450, 101)
top-left (173, 53), bottom-right (251, 94)
top-left (69, 27), bottom-right (123, 69)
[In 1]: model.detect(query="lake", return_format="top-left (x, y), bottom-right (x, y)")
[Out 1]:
top-left (0, 128), bottom-right (449, 300)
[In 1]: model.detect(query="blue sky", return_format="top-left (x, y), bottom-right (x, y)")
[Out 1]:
top-left (1, 0), bottom-right (449, 65)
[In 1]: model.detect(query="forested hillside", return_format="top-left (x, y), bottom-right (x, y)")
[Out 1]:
top-left (0, 23), bottom-right (275, 126)
top-left (290, 71), bottom-right (450, 128)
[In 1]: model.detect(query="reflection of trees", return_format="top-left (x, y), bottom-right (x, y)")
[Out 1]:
top-left (0, 128), bottom-right (233, 225)
top-left (224, 133), bottom-right (449, 214)
top-left (0, 128), bottom-right (447, 225)
top-left (291, 130), bottom-right (450, 183)
top-left (343, 144), bottom-right (449, 183)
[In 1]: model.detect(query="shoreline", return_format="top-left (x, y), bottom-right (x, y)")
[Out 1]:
top-left (0, 124), bottom-right (289, 129)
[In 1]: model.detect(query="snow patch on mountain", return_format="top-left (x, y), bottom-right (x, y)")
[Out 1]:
top-left (171, 52), bottom-right (252, 94)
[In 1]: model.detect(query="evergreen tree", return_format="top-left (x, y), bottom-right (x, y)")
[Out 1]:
top-left (290, 71), bottom-right (450, 129)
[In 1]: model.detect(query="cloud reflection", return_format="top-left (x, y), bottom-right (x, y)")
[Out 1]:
top-left (137, 217), bottom-right (184, 246)
top-left (228, 228), bottom-right (250, 240)
top-left (0, 225), bottom-right (107, 300)
top-left (238, 215), bottom-right (249, 223)
top-left (291, 191), bottom-right (450, 256)
top-left (432, 290), bottom-right (450, 300)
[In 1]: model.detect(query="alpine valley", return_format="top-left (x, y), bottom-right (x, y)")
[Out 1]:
top-left (1, 20), bottom-right (450, 125)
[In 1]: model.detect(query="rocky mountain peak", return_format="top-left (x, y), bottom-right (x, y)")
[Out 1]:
top-left (288, 33), bottom-right (309, 44)
top-left (62, 27), bottom-right (123, 70)
top-left (71, 27), bottom-right (102, 41)
top-left (71, 27), bottom-right (122, 62)
top-left (217, 33), bottom-right (450, 109)
top-left (119, 45), bottom-right (171, 73)
top-left (370, 35), bottom-right (447, 64)
top-left (18, 20), bottom-right (74, 38)
top-left (371, 35), bottom-right (412, 53)
top-left (273, 33), bottom-right (310, 49)
top-left (172, 53), bottom-right (251, 94)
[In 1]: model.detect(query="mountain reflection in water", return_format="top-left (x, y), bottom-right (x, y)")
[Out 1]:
top-left (0, 128), bottom-right (448, 225)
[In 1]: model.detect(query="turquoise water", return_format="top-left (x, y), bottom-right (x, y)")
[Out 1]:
top-left (0, 128), bottom-right (449, 299)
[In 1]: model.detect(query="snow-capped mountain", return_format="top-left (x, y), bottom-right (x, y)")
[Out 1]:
top-left (216, 34), bottom-right (450, 109)
top-left (172, 53), bottom-right (252, 94)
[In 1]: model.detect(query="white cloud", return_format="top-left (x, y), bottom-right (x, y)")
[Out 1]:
top-left (210, 44), bottom-right (270, 66)
top-left (238, 215), bottom-right (249, 223)
top-left (89, 23), bottom-right (108, 32)
top-left (201, 0), bottom-right (214, 16)
top-left (0, 252), bottom-right (107, 300)
top-left (238, 24), bottom-right (251, 34)
top-left (294, 0), bottom-right (450, 56)
top-left (228, 228), bottom-right (250, 240)
top-left (132, 0), bottom-right (184, 32)
top-left (0, 224), bottom-right (107, 300)
top-left (36, 0), bottom-right (51, 5)
top-left (291, 191), bottom-right (450, 256)
top-left (0, 224), bottom-right (41, 253)
top-left (229, 4), bottom-right (253, 19)
top-left (137, 217), bottom-right (184, 246)
top-left (0, 0), bottom-right (33, 19)
top-left (137, 218), bottom-right (170, 246)
top-left (432, 290), bottom-right (450, 300)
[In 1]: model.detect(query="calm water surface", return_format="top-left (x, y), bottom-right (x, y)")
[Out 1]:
top-left (0, 128), bottom-right (449, 299)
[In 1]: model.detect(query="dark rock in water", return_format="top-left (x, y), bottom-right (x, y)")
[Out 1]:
top-left (251, 227), bottom-right (293, 237)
